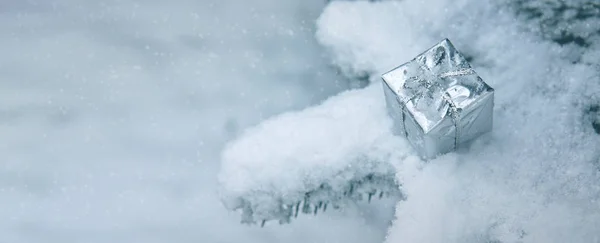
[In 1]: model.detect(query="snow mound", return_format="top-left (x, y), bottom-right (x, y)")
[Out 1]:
top-left (218, 84), bottom-right (411, 225)
top-left (317, 0), bottom-right (600, 242)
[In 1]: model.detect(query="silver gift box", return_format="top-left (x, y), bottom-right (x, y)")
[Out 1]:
top-left (382, 39), bottom-right (494, 159)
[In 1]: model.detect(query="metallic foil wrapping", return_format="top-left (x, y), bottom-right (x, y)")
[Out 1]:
top-left (382, 39), bottom-right (494, 159)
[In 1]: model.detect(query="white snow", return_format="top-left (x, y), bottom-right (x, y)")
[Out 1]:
top-left (220, 85), bottom-right (396, 194)
top-left (220, 0), bottom-right (600, 242)
top-left (219, 84), bottom-right (411, 221)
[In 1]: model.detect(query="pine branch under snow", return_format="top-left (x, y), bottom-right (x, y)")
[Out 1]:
top-left (218, 84), bottom-right (414, 225)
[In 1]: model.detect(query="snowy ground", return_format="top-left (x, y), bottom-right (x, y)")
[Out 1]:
top-left (3, 0), bottom-right (600, 243)
top-left (0, 1), bottom-right (392, 242)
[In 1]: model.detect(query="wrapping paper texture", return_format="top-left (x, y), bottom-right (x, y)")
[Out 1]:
top-left (382, 39), bottom-right (494, 159)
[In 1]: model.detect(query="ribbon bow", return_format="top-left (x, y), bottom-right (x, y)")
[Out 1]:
top-left (399, 64), bottom-right (476, 149)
